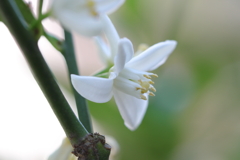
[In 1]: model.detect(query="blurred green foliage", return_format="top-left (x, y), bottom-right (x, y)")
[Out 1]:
top-left (88, 0), bottom-right (240, 159)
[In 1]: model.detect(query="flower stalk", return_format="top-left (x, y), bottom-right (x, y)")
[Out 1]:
top-left (63, 30), bottom-right (92, 132)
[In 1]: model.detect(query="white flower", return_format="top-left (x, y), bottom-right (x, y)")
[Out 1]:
top-left (71, 37), bottom-right (177, 130)
top-left (50, 0), bottom-right (125, 36)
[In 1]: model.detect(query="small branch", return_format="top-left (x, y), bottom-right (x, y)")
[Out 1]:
top-left (38, 0), bottom-right (43, 17)
top-left (63, 30), bottom-right (92, 133)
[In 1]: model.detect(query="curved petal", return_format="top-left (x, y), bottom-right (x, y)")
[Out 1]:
top-left (52, 7), bottom-right (104, 36)
top-left (114, 38), bottom-right (134, 74)
top-left (126, 40), bottom-right (177, 71)
top-left (71, 75), bottom-right (113, 103)
top-left (148, 57), bottom-right (168, 71)
top-left (113, 89), bottom-right (148, 130)
top-left (94, 36), bottom-right (112, 65)
top-left (96, 0), bottom-right (125, 14)
top-left (101, 15), bottom-right (120, 60)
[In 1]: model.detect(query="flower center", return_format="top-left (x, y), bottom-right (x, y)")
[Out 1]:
top-left (113, 67), bottom-right (158, 100)
top-left (86, 0), bottom-right (98, 16)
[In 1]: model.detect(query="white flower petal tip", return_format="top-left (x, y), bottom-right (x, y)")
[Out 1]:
top-left (113, 89), bottom-right (148, 131)
top-left (71, 74), bottom-right (113, 103)
top-left (126, 40), bottom-right (177, 71)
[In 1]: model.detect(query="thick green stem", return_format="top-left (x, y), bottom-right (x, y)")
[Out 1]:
top-left (0, 0), bottom-right (88, 145)
top-left (63, 30), bottom-right (92, 132)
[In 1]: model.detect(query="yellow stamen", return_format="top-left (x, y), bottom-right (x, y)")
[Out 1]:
top-left (150, 87), bottom-right (156, 92)
top-left (141, 88), bottom-right (147, 94)
top-left (149, 81), bottom-right (154, 84)
top-left (149, 92), bottom-right (155, 96)
top-left (151, 74), bottom-right (158, 78)
top-left (87, 0), bottom-right (95, 7)
top-left (87, 0), bottom-right (98, 16)
top-left (141, 95), bottom-right (147, 100)
top-left (143, 75), bottom-right (151, 79)
top-left (90, 9), bottom-right (98, 16)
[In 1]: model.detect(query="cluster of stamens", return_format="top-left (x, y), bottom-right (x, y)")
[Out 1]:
top-left (136, 74), bottom-right (158, 100)
top-left (86, 0), bottom-right (98, 16)
top-left (110, 66), bottom-right (158, 100)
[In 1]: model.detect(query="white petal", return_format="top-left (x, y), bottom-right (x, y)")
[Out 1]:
top-left (114, 38), bottom-right (134, 74)
top-left (94, 36), bottom-right (112, 65)
top-left (101, 15), bottom-right (120, 60)
top-left (126, 40), bottom-right (177, 71)
top-left (51, 1), bottom-right (104, 37)
top-left (113, 89), bottom-right (148, 130)
top-left (95, 0), bottom-right (125, 14)
top-left (148, 57), bottom-right (168, 71)
top-left (71, 75), bottom-right (113, 103)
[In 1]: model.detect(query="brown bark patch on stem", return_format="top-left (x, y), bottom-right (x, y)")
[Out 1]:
top-left (72, 133), bottom-right (111, 160)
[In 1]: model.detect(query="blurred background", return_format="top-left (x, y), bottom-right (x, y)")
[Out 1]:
top-left (1, 0), bottom-right (240, 159)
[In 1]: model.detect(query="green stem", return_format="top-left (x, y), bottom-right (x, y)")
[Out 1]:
top-left (38, 0), bottom-right (43, 17)
top-left (0, 0), bottom-right (88, 145)
top-left (63, 30), bottom-right (92, 132)
top-left (29, 11), bottom-right (51, 29)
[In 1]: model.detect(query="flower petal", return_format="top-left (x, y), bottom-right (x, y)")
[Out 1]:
top-left (52, 2), bottom-right (104, 36)
top-left (101, 15), bottom-right (120, 60)
top-left (51, 0), bottom-right (124, 37)
top-left (94, 36), bottom-right (112, 65)
top-left (126, 40), bottom-right (177, 71)
top-left (95, 0), bottom-right (125, 15)
top-left (114, 38), bottom-right (134, 74)
top-left (71, 75), bottom-right (113, 103)
top-left (113, 89), bottom-right (148, 130)
top-left (148, 57), bottom-right (168, 71)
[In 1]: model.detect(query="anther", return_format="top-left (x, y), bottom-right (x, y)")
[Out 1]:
top-left (87, 0), bottom-right (95, 7)
top-left (87, 0), bottom-right (98, 16)
top-left (90, 10), bottom-right (98, 16)
top-left (151, 74), bottom-right (158, 78)
top-left (141, 88), bottom-right (147, 94)
top-left (141, 95), bottom-right (147, 100)
top-left (143, 75), bottom-right (151, 79)
top-left (150, 86), bottom-right (156, 92)
top-left (149, 92), bottom-right (155, 96)
top-left (136, 87), bottom-right (142, 90)
top-left (149, 81), bottom-right (154, 84)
